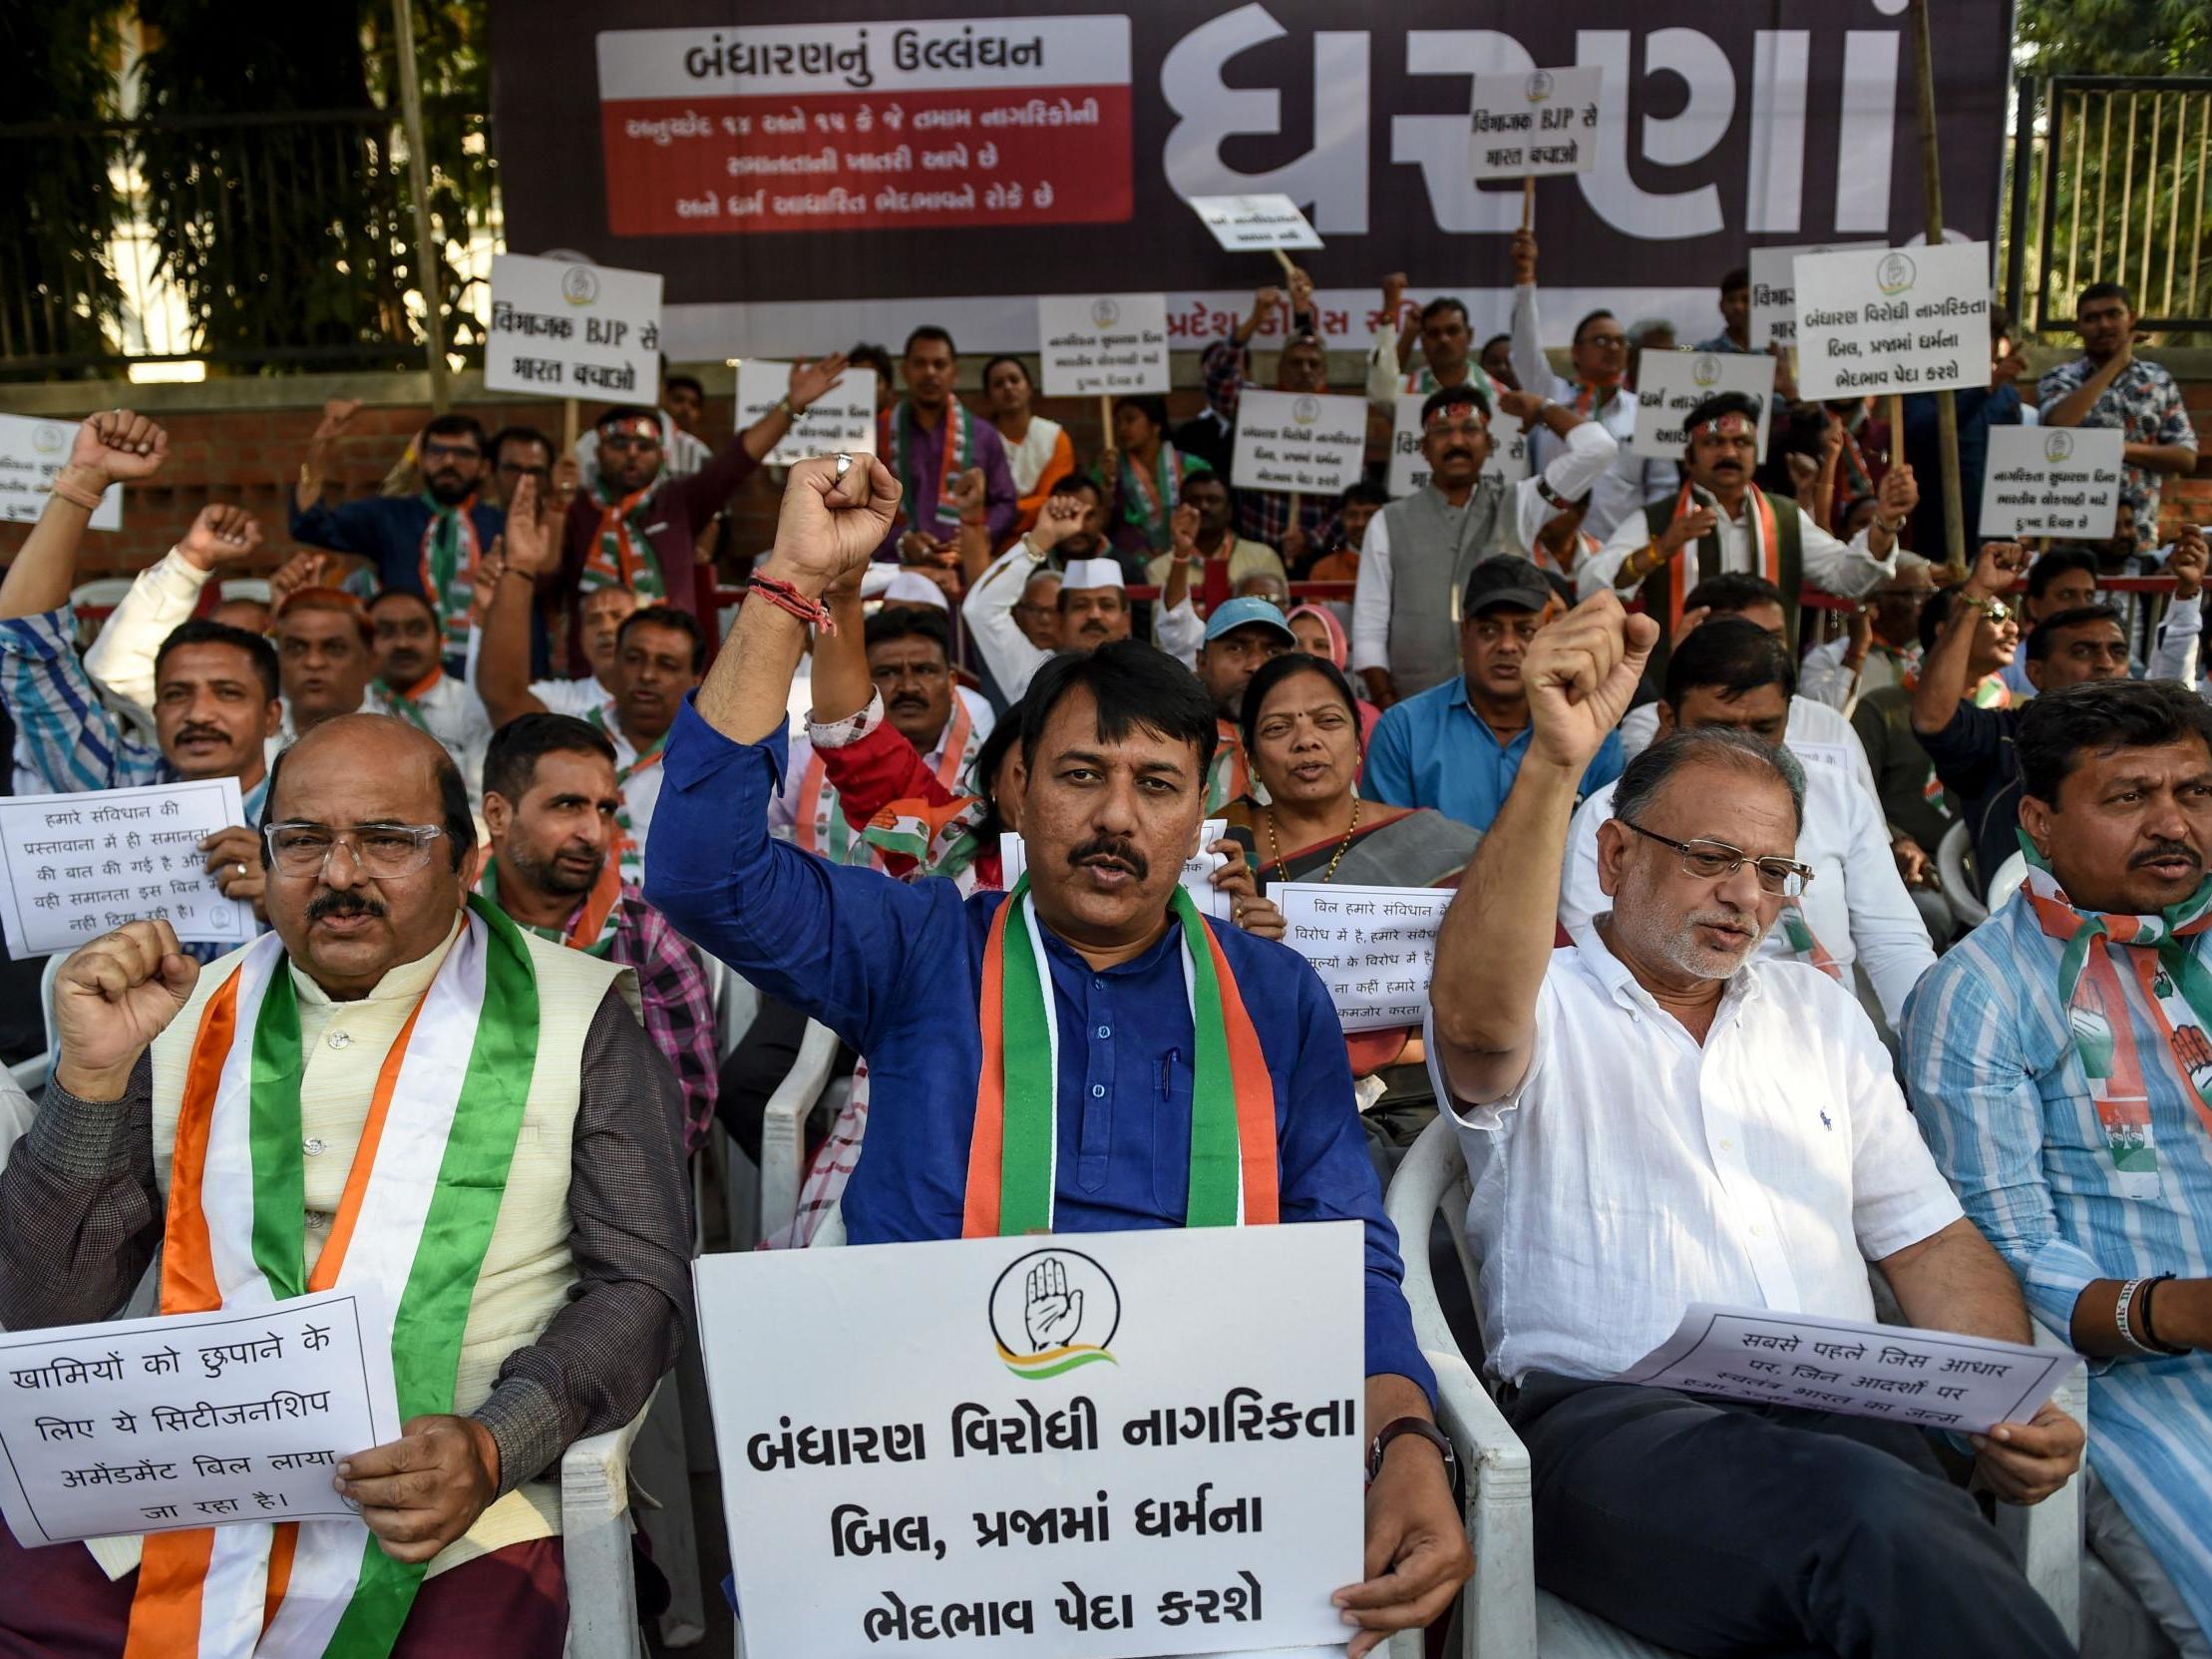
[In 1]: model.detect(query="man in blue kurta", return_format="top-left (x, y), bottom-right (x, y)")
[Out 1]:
top-left (648, 454), bottom-right (1472, 1657)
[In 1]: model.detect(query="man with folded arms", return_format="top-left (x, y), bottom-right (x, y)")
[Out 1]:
top-left (0, 712), bottom-right (691, 1653)
top-left (647, 456), bottom-right (1471, 1657)
top-left (1423, 590), bottom-right (2081, 1657)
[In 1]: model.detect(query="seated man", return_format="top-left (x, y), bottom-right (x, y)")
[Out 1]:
top-left (1998, 547), bottom-right (2101, 699)
top-left (271, 587), bottom-right (382, 741)
top-left (1426, 592), bottom-right (2082, 1658)
top-left (648, 455), bottom-right (1472, 1656)
top-left (1141, 471), bottom-right (1285, 594)
top-left (1562, 618), bottom-right (1935, 1029)
top-left (368, 587), bottom-right (494, 794)
top-left (1363, 556), bottom-right (1624, 834)
top-left (0, 713), bottom-right (691, 1652)
top-left (1798, 553), bottom-right (1938, 712)
top-left (961, 512), bottom-right (1134, 702)
top-left (1908, 678), bottom-right (2212, 1655)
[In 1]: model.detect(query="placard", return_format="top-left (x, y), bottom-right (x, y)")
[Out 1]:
top-left (0, 1289), bottom-right (400, 1548)
top-left (1980, 427), bottom-right (2124, 540)
top-left (696, 1222), bottom-right (1365, 1659)
top-left (1275, 884), bottom-right (1451, 1034)
top-left (1230, 391), bottom-right (1366, 499)
top-left (0, 414), bottom-right (123, 531)
top-left (0, 779), bottom-right (254, 958)
top-left (484, 252), bottom-right (665, 401)
top-left (1038, 294), bottom-right (1171, 397)
top-left (1467, 66), bottom-right (1604, 181)
top-left (1185, 195), bottom-right (1323, 253)
top-left (1747, 241), bottom-right (1884, 349)
top-left (1792, 242), bottom-right (1993, 402)
top-left (1386, 391), bottom-right (1531, 498)
top-left (999, 821), bottom-right (1230, 918)
top-left (1631, 349), bottom-right (1777, 460)
top-left (736, 360), bottom-right (880, 467)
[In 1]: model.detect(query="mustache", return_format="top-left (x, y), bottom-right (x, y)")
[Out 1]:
top-left (1068, 836), bottom-right (1149, 881)
top-left (1684, 906), bottom-right (1759, 940)
top-left (2131, 841), bottom-right (2203, 871)
top-left (174, 723), bottom-right (229, 745)
top-left (888, 691), bottom-right (930, 710)
top-left (308, 892), bottom-right (388, 923)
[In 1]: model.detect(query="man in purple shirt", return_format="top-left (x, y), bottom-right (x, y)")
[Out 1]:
top-left (877, 325), bottom-right (1018, 561)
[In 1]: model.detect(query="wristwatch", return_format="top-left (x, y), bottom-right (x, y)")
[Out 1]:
top-left (1366, 1416), bottom-right (1459, 1494)
top-left (773, 394), bottom-right (800, 420)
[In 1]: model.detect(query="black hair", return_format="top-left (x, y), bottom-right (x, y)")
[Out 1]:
top-left (1479, 332), bottom-right (1512, 356)
top-left (903, 324), bottom-right (957, 359)
top-left (487, 424), bottom-right (554, 470)
top-left (1680, 391), bottom-right (1764, 437)
top-left (2027, 604), bottom-right (2126, 664)
top-left (863, 604), bottom-right (951, 662)
top-left (847, 342), bottom-right (895, 380)
top-left (663, 373), bottom-right (705, 399)
top-left (1662, 616), bottom-right (1796, 707)
top-left (1237, 650), bottom-right (1360, 763)
top-left (1614, 726), bottom-right (1804, 832)
top-left (980, 354), bottom-right (1033, 390)
top-left (422, 412), bottom-right (487, 450)
top-left (595, 404), bottom-right (661, 434)
top-left (1018, 638), bottom-right (1218, 777)
top-left (263, 734), bottom-right (474, 873)
top-left (1179, 468), bottom-right (1229, 507)
top-left (1718, 266), bottom-right (1750, 295)
top-left (367, 587), bottom-right (438, 623)
top-left (1418, 296), bottom-right (1468, 328)
top-left (1419, 383), bottom-right (1490, 425)
top-left (1113, 394), bottom-right (1170, 432)
top-left (1989, 302), bottom-right (2017, 343)
top-left (1571, 308), bottom-right (1619, 346)
top-left (155, 619), bottom-right (280, 703)
top-left (2026, 547), bottom-right (2100, 603)
top-left (2077, 280), bottom-right (2133, 315)
top-left (1049, 472), bottom-right (1101, 501)
top-left (1918, 587), bottom-right (1961, 655)
top-left (970, 699), bottom-right (1025, 841)
top-left (1680, 573), bottom-right (1787, 619)
top-left (618, 603), bottom-right (707, 674)
top-left (1338, 479), bottom-right (1389, 511)
top-left (2018, 677), bottom-right (2212, 804)
top-left (483, 711), bottom-right (618, 805)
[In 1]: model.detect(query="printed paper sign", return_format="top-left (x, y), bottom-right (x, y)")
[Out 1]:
top-left (0, 414), bottom-right (123, 531)
top-left (695, 1222), bottom-right (1365, 1659)
top-left (1386, 391), bottom-right (1531, 498)
top-left (0, 1289), bottom-right (401, 1547)
top-left (484, 252), bottom-right (665, 402)
top-left (1038, 293), bottom-right (1171, 397)
top-left (1631, 349), bottom-right (1778, 460)
top-left (1000, 821), bottom-right (1230, 918)
top-left (1615, 1304), bottom-right (2073, 1438)
top-left (1467, 66), bottom-right (1604, 181)
top-left (1186, 194), bottom-right (1323, 253)
top-left (736, 360), bottom-right (880, 467)
top-left (1275, 884), bottom-right (1452, 1034)
top-left (1793, 242), bottom-right (1993, 401)
top-left (1231, 391), bottom-right (1366, 498)
top-left (1747, 241), bottom-right (1884, 349)
top-left (1980, 426), bottom-right (2123, 540)
top-left (0, 779), bottom-right (254, 959)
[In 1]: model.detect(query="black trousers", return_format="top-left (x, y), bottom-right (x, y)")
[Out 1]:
top-left (1504, 1373), bottom-right (2077, 1659)
top-left (713, 993), bottom-right (855, 1164)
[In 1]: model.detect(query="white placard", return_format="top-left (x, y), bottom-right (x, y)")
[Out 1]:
top-left (735, 361), bottom-right (879, 468)
top-left (1615, 1305), bottom-right (2073, 1437)
top-left (1038, 294), bottom-right (1171, 398)
top-left (1231, 391), bottom-right (1367, 499)
top-left (1467, 66), bottom-right (1605, 181)
top-left (999, 821), bottom-right (1231, 919)
top-left (1747, 242), bottom-right (1885, 350)
top-left (1186, 195), bottom-right (1324, 253)
top-left (696, 1223), bottom-right (1365, 1659)
top-left (1981, 426), bottom-right (2125, 541)
top-left (0, 414), bottom-right (123, 531)
top-left (0, 779), bottom-right (254, 958)
top-left (1386, 391), bottom-right (1531, 498)
top-left (1631, 350), bottom-right (1778, 460)
top-left (484, 252), bottom-right (665, 402)
top-left (0, 1289), bottom-right (401, 1548)
top-left (1792, 242), bottom-right (1993, 402)
top-left (1275, 884), bottom-right (1451, 1034)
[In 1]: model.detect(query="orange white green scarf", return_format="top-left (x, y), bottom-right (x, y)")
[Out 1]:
top-left (799, 698), bottom-right (973, 867)
top-left (1661, 479), bottom-right (1779, 634)
top-left (884, 400), bottom-right (974, 537)
top-left (124, 899), bottom-right (539, 1659)
top-left (586, 705), bottom-right (664, 884)
top-left (582, 482), bottom-right (665, 603)
top-left (370, 668), bottom-right (442, 734)
top-left (416, 495), bottom-right (481, 661)
top-left (477, 852), bottom-right (622, 957)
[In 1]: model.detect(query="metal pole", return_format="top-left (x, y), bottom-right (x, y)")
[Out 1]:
top-left (1908, 0), bottom-right (1967, 576)
top-left (391, 0), bottom-right (450, 413)
top-left (2005, 77), bottom-right (2034, 324)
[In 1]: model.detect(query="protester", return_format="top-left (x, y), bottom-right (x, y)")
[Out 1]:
top-left (1364, 556), bottom-right (1624, 833)
top-left (646, 455), bottom-right (1473, 1657)
top-left (1625, 317), bottom-right (1675, 387)
top-left (847, 342), bottom-right (897, 412)
top-left (570, 356), bottom-right (712, 492)
top-left (1424, 591), bottom-right (2082, 1659)
top-left (1903, 304), bottom-right (2027, 554)
top-left (1303, 480), bottom-right (1388, 584)
top-left (980, 354), bottom-right (1072, 535)
top-left (486, 423), bottom-right (561, 510)
top-left (1365, 276), bottom-right (1506, 407)
top-left (2000, 548), bottom-right (2103, 699)
top-left (1350, 384), bottom-right (1618, 707)
top-left (1201, 272), bottom-right (1338, 552)
top-left (1693, 266), bottom-right (1753, 353)
top-left (962, 498), bottom-right (1129, 701)
top-left (1907, 677), bottom-right (2212, 1656)
top-left (881, 326), bottom-right (1016, 557)
top-left (1142, 470), bottom-right (1284, 592)
top-left (1286, 602), bottom-right (1382, 745)
top-left (1106, 394), bottom-right (1213, 556)
top-left (2041, 281), bottom-right (2200, 559)
top-left (1561, 618), bottom-right (1934, 1029)
top-left (0, 712), bottom-right (692, 1650)
top-left (367, 587), bottom-right (493, 791)
top-left (1798, 554), bottom-right (1938, 712)
top-left (1479, 332), bottom-right (1519, 392)
top-left (1185, 596), bottom-right (1294, 811)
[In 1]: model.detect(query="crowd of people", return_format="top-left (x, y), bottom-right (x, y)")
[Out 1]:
top-left (0, 259), bottom-right (2206, 1659)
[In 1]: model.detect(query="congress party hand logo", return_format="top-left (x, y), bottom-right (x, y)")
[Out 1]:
top-left (1877, 252), bottom-right (1918, 296)
top-left (560, 265), bottom-right (601, 307)
top-left (2043, 431), bottom-right (2074, 464)
top-left (1090, 297), bottom-right (1121, 329)
top-left (988, 1248), bottom-right (1120, 1379)
top-left (1692, 354), bottom-right (1722, 389)
top-left (1524, 71), bottom-right (1556, 104)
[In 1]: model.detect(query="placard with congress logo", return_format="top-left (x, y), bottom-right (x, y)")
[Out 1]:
top-left (1630, 349), bottom-right (1776, 459)
top-left (1981, 426), bottom-right (2124, 540)
top-left (1038, 293), bottom-right (1171, 397)
top-left (0, 414), bottom-right (123, 531)
top-left (1467, 65), bottom-right (1604, 180)
top-left (1792, 241), bottom-right (1993, 401)
top-left (1230, 389), bottom-right (1367, 498)
top-left (1386, 390), bottom-right (1531, 497)
top-left (694, 1223), bottom-right (1364, 1658)
top-left (483, 253), bottom-right (664, 402)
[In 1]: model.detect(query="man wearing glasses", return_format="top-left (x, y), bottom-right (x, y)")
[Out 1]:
top-left (1423, 592), bottom-right (2083, 1659)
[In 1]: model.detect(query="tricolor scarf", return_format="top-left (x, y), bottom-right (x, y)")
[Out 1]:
top-left (799, 698), bottom-right (974, 867)
top-left (861, 793), bottom-right (988, 887)
top-left (369, 669), bottom-right (441, 735)
top-left (1205, 721), bottom-right (1251, 815)
top-left (477, 852), bottom-right (623, 957)
top-left (582, 482), bottom-right (665, 603)
top-left (1777, 901), bottom-right (1842, 981)
top-left (2022, 834), bottom-right (2212, 1195)
top-left (1533, 530), bottom-right (1603, 582)
top-left (963, 877), bottom-right (1278, 1236)
top-left (884, 400), bottom-right (974, 537)
top-left (415, 495), bottom-right (481, 660)
top-left (1663, 479), bottom-right (1779, 634)
top-left (1119, 447), bottom-right (1203, 552)
top-left (1566, 378), bottom-right (1622, 419)
top-left (124, 899), bottom-right (539, 1659)
top-left (585, 705), bottom-right (665, 884)
top-left (1402, 364), bottom-right (1504, 410)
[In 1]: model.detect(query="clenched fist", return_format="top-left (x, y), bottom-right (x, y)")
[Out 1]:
top-left (53, 919), bottom-right (199, 1102)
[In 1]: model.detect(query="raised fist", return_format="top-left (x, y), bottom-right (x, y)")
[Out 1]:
top-left (53, 920), bottom-right (199, 1101)
top-left (176, 504), bottom-right (263, 573)
top-left (69, 409), bottom-right (168, 489)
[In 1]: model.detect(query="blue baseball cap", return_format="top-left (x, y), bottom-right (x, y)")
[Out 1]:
top-left (1202, 596), bottom-right (1297, 645)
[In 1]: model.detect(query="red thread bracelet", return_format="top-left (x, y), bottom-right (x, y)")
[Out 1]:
top-left (748, 573), bottom-right (837, 634)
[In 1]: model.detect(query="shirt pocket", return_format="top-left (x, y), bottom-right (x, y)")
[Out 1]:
top-left (1150, 1048), bottom-right (1196, 1218)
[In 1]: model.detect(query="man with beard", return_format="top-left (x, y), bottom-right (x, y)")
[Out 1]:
top-left (478, 712), bottom-right (718, 1148)
top-left (367, 587), bottom-right (494, 792)
top-left (1365, 279), bottom-right (1507, 410)
top-left (962, 490), bottom-right (1130, 701)
top-left (1423, 592), bottom-right (2082, 1659)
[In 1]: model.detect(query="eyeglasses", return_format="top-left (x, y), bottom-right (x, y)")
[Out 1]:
top-left (600, 433), bottom-right (659, 453)
top-left (1620, 821), bottom-right (1815, 897)
top-left (1963, 597), bottom-right (2015, 625)
top-left (420, 440), bottom-right (480, 464)
top-left (262, 821), bottom-right (447, 879)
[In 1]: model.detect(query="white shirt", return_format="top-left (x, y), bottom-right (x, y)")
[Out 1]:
top-left (1797, 637), bottom-right (1915, 713)
top-left (1559, 736), bottom-right (1936, 1027)
top-left (368, 671), bottom-right (494, 796)
top-left (1349, 419), bottom-right (1618, 676)
top-left (83, 548), bottom-right (225, 739)
top-left (1582, 489), bottom-right (1899, 603)
top-left (771, 690), bottom-right (995, 836)
top-left (961, 541), bottom-right (1056, 701)
top-left (1509, 283), bottom-right (1680, 541)
top-left (1428, 938), bottom-right (1964, 1384)
top-left (1618, 695), bottom-right (1880, 802)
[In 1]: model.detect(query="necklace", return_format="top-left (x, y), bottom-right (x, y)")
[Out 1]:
top-left (1268, 796), bottom-right (1361, 884)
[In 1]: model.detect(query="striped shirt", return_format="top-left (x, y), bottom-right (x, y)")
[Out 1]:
top-left (1905, 893), bottom-right (2212, 1638)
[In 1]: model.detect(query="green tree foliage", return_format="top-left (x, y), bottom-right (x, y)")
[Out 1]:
top-left (2015, 0), bottom-right (2211, 78)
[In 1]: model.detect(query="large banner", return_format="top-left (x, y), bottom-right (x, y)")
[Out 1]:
top-left (491, 2), bottom-right (2013, 360)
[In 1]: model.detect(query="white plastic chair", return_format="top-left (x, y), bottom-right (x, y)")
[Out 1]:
top-left (756, 1019), bottom-right (842, 1243)
top-left (560, 1391), bottom-right (656, 1659)
top-left (1938, 820), bottom-right (1989, 929)
top-left (1384, 1115), bottom-right (2088, 1657)
top-left (6, 956), bottom-right (63, 1094)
